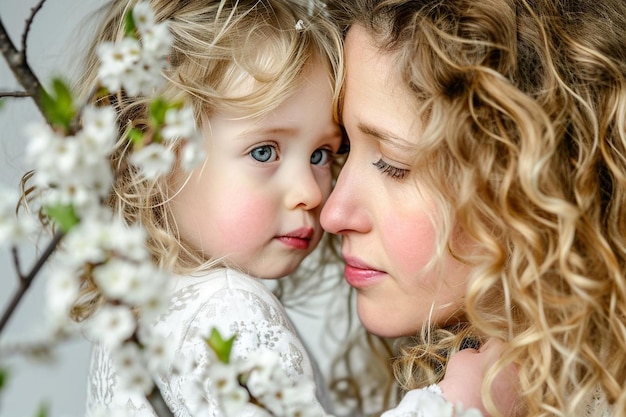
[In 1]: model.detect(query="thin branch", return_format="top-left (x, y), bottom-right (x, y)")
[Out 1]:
top-left (21, 0), bottom-right (47, 60)
top-left (0, 91), bottom-right (30, 98)
top-left (0, 231), bottom-right (65, 335)
top-left (148, 388), bottom-right (175, 417)
top-left (0, 17), bottom-right (45, 116)
top-left (11, 246), bottom-right (22, 277)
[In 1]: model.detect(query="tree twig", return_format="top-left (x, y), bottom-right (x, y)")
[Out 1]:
top-left (0, 231), bottom-right (64, 335)
top-left (21, 0), bottom-right (48, 61)
top-left (0, 18), bottom-right (45, 116)
top-left (0, 91), bottom-right (30, 98)
top-left (148, 388), bottom-right (175, 417)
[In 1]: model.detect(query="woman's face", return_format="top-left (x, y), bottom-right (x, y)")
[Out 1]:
top-left (321, 25), bottom-right (471, 338)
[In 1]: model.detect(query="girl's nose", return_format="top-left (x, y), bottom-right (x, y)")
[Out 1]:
top-left (285, 168), bottom-right (323, 211)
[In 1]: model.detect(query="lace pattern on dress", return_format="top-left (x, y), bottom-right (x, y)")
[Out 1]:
top-left (85, 269), bottom-right (328, 417)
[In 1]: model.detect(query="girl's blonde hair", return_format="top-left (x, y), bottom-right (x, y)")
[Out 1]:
top-left (332, 0), bottom-right (626, 415)
top-left (66, 0), bottom-right (344, 320)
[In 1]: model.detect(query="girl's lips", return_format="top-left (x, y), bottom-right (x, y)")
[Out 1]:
top-left (276, 228), bottom-right (314, 250)
top-left (276, 236), bottom-right (310, 249)
top-left (343, 255), bottom-right (386, 288)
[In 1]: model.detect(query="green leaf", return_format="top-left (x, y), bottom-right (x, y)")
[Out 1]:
top-left (44, 204), bottom-right (80, 233)
top-left (206, 328), bottom-right (236, 364)
top-left (0, 367), bottom-right (7, 391)
top-left (150, 98), bottom-right (169, 128)
top-left (128, 127), bottom-right (145, 146)
top-left (124, 9), bottom-right (137, 37)
top-left (35, 402), bottom-right (49, 417)
top-left (40, 78), bottom-right (76, 132)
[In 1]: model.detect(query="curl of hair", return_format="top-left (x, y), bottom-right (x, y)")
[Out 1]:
top-left (332, 0), bottom-right (626, 415)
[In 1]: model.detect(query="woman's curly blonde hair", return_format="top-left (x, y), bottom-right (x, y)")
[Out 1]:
top-left (47, 0), bottom-right (345, 320)
top-left (332, 0), bottom-right (626, 415)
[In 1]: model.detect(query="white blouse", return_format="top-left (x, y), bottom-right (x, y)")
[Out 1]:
top-left (85, 268), bottom-right (331, 417)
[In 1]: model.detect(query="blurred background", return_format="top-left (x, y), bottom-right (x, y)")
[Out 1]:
top-left (0, 2), bottom-right (341, 416)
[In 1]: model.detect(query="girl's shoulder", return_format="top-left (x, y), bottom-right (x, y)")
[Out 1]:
top-left (168, 267), bottom-right (280, 310)
top-left (153, 268), bottom-right (297, 351)
top-left (381, 386), bottom-right (483, 417)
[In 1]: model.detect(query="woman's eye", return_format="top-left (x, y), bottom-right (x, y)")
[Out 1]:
top-left (250, 145), bottom-right (278, 163)
top-left (310, 148), bottom-right (332, 166)
top-left (373, 158), bottom-right (409, 180)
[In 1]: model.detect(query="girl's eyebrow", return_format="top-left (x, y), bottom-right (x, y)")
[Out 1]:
top-left (237, 126), bottom-right (300, 139)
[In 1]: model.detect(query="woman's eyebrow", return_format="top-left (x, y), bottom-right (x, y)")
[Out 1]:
top-left (357, 122), bottom-right (413, 150)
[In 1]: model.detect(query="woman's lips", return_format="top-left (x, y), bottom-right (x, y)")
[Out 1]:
top-left (343, 255), bottom-right (386, 288)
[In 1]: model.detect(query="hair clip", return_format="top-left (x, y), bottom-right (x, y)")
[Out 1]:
top-left (295, 19), bottom-right (305, 31)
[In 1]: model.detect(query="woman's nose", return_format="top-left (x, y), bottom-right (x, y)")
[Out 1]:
top-left (321, 159), bottom-right (369, 234)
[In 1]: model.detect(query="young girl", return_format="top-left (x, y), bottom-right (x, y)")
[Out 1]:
top-left (323, 0), bottom-right (626, 415)
top-left (55, 0), bottom-right (345, 415)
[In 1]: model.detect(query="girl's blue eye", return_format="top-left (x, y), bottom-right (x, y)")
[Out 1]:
top-left (250, 145), bottom-right (278, 163)
top-left (373, 158), bottom-right (409, 180)
top-left (311, 149), bottom-right (332, 166)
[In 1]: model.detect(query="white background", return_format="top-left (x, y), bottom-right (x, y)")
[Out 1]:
top-left (0, 2), bottom-right (338, 416)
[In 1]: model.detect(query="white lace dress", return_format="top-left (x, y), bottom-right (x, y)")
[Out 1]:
top-left (380, 385), bottom-right (482, 417)
top-left (380, 384), bottom-right (612, 417)
top-left (85, 268), bottom-right (331, 417)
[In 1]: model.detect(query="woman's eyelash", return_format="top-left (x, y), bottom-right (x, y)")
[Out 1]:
top-left (373, 158), bottom-right (409, 180)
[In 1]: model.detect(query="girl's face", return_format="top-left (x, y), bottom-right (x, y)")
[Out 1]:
top-left (321, 26), bottom-right (471, 338)
top-left (170, 62), bottom-right (342, 279)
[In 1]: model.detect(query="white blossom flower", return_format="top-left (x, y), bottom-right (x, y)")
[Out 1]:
top-left (281, 380), bottom-right (320, 417)
top-left (107, 222), bottom-right (149, 262)
top-left (62, 220), bottom-right (108, 266)
top-left (97, 38), bottom-right (142, 92)
top-left (130, 143), bottom-right (175, 179)
top-left (181, 378), bottom-right (213, 417)
top-left (93, 258), bottom-right (136, 300)
top-left (0, 211), bottom-right (37, 246)
top-left (161, 107), bottom-right (197, 141)
top-left (209, 361), bottom-right (250, 416)
top-left (243, 350), bottom-right (284, 398)
top-left (83, 304), bottom-right (136, 347)
top-left (112, 341), bottom-right (144, 372)
top-left (118, 360), bottom-right (154, 395)
top-left (46, 267), bottom-right (80, 317)
top-left (0, 187), bottom-right (18, 216)
top-left (142, 333), bottom-right (174, 374)
top-left (140, 22), bottom-right (173, 57)
top-left (132, 2), bottom-right (156, 32)
top-left (95, 2), bottom-right (172, 96)
top-left (136, 288), bottom-right (170, 323)
top-left (180, 137), bottom-right (207, 172)
top-left (80, 105), bottom-right (118, 157)
top-left (24, 119), bottom-right (114, 212)
top-left (121, 60), bottom-right (162, 96)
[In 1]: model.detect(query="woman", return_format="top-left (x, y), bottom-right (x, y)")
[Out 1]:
top-left (323, 0), bottom-right (626, 416)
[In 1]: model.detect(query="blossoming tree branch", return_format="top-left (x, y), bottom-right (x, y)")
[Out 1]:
top-left (0, 3), bottom-right (323, 417)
